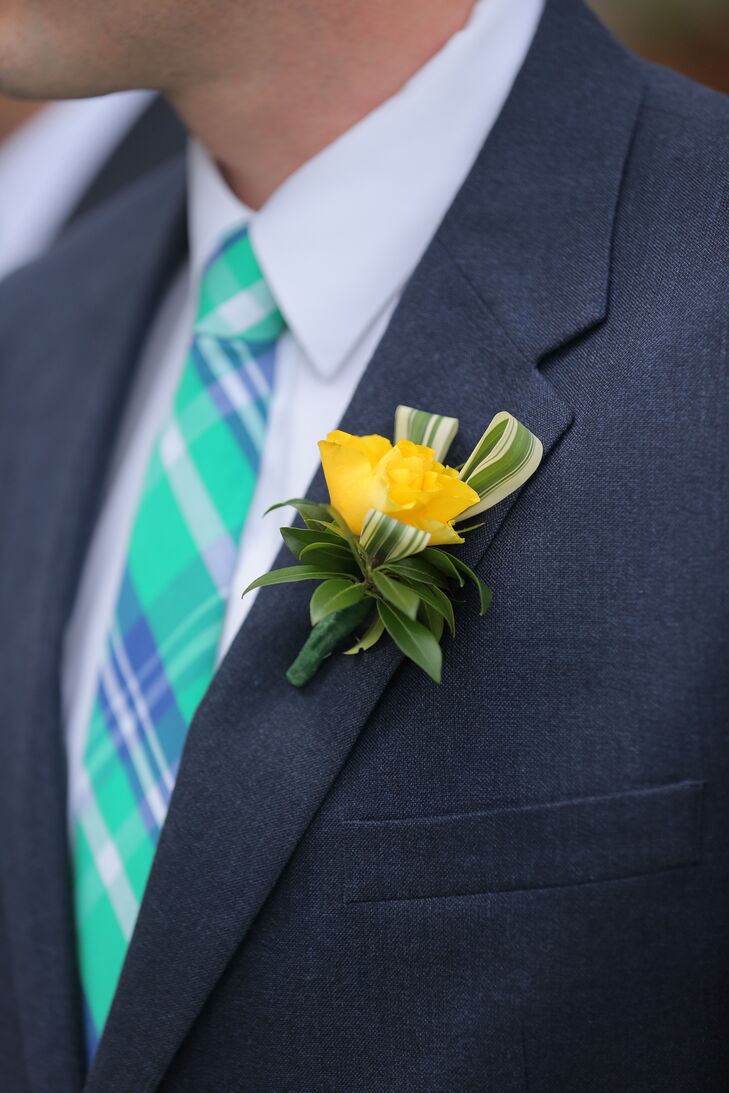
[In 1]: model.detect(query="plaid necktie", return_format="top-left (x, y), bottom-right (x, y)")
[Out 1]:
top-left (72, 225), bottom-right (285, 1057)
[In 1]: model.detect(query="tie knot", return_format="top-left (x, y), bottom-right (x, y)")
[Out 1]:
top-left (194, 225), bottom-right (286, 342)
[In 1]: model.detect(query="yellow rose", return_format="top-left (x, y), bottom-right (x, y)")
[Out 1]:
top-left (318, 430), bottom-right (480, 546)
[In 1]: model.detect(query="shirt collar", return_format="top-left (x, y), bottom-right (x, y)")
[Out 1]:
top-left (188, 0), bottom-right (543, 378)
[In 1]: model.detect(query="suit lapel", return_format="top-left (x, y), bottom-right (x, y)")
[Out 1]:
top-left (60, 98), bottom-right (186, 238)
top-left (0, 160), bottom-right (186, 1093)
top-left (88, 4), bottom-right (644, 1087)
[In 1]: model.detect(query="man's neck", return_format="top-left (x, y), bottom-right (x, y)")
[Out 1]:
top-left (166, 0), bottom-right (477, 210)
top-left (0, 96), bottom-right (46, 143)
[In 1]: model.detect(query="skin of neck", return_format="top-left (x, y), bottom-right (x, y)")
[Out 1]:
top-left (0, 96), bottom-right (46, 142)
top-left (166, 0), bottom-right (477, 210)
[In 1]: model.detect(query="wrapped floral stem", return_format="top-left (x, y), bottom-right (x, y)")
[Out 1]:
top-left (285, 600), bottom-right (373, 686)
top-left (243, 405), bottom-right (542, 686)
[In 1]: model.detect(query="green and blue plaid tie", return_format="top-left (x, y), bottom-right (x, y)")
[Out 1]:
top-left (72, 225), bottom-right (285, 1056)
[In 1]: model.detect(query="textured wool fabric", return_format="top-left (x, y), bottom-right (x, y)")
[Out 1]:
top-left (0, 1), bottom-right (727, 1091)
top-left (72, 227), bottom-right (284, 1054)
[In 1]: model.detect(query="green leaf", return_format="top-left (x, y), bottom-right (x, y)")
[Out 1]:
top-left (372, 570), bottom-right (420, 620)
top-left (394, 404), bottom-right (459, 462)
top-left (309, 579), bottom-right (366, 625)
top-left (421, 547), bottom-right (464, 586)
top-left (447, 556), bottom-right (493, 615)
top-left (298, 543), bottom-right (361, 575)
top-left (264, 497), bottom-right (333, 529)
top-left (412, 582), bottom-right (455, 637)
top-left (381, 555), bottom-right (450, 588)
top-left (302, 518), bottom-right (339, 535)
top-left (280, 526), bottom-right (342, 559)
top-left (457, 412), bottom-right (543, 518)
top-left (344, 613), bottom-right (385, 655)
top-left (458, 417), bottom-right (508, 483)
top-left (419, 601), bottom-right (444, 642)
top-left (360, 509), bottom-right (430, 564)
top-left (377, 601), bottom-right (442, 683)
top-left (242, 565), bottom-right (349, 596)
top-left (299, 541), bottom-right (354, 561)
top-left (327, 506), bottom-right (364, 554)
top-left (316, 509), bottom-right (368, 575)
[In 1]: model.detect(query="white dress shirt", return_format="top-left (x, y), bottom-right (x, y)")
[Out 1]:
top-left (0, 91), bottom-right (153, 280)
top-left (63, 0), bottom-right (544, 818)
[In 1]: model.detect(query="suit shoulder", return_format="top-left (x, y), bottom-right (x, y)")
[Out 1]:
top-left (638, 59), bottom-right (729, 152)
top-left (608, 60), bottom-right (727, 366)
top-left (0, 156), bottom-right (186, 338)
top-left (0, 155), bottom-right (186, 414)
top-left (621, 60), bottom-right (728, 251)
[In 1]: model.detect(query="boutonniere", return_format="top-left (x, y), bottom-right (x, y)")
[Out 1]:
top-left (243, 406), bottom-right (542, 686)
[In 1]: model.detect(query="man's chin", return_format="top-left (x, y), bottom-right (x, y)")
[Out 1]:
top-left (0, 64), bottom-right (137, 102)
top-left (0, 18), bottom-right (136, 101)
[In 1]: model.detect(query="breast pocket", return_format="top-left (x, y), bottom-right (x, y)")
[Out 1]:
top-left (340, 780), bottom-right (704, 904)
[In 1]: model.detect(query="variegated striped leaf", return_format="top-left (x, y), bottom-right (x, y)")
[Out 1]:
top-left (457, 412), bottom-right (543, 519)
top-left (360, 508), bottom-right (431, 563)
top-left (394, 405), bottom-right (459, 462)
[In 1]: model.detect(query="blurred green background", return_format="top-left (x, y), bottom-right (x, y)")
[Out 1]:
top-left (589, 0), bottom-right (729, 91)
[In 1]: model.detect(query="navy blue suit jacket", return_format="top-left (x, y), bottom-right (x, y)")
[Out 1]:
top-left (57, 97), bottom-right (185, 239)
top-left (0, 2), bottom-right (727, 1090)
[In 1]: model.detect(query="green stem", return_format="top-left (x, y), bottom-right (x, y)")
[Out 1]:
top-left (286, 600), bottom-right (373, 687)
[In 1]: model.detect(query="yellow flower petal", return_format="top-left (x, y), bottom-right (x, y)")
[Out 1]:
top-left (317, 432), bottom-right (479, 540)
top-left (318, 438), bottom-right (389, 534)
top-left (325, 431), bottom-right (392, 468)
top-left (413, 519), bottom-right (465, 547)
